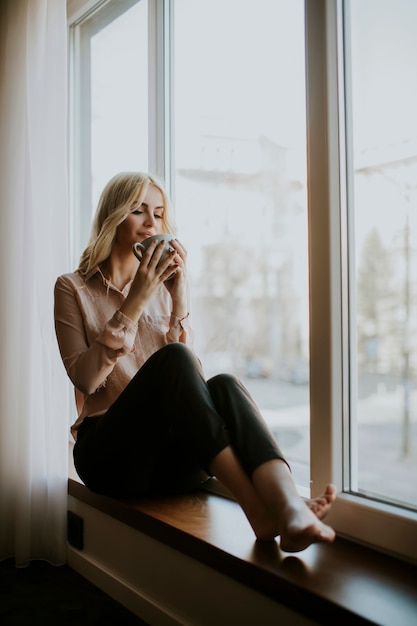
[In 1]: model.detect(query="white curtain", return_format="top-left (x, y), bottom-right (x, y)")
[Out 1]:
top-left (0, 0), bottom-right (69, 566)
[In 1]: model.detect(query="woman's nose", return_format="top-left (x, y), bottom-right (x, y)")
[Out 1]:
top-left (144, 212), bottom-right (156, 226)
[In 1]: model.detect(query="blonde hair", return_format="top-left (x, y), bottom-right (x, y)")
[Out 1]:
top-left (78, 172), bottom-right (176, 277)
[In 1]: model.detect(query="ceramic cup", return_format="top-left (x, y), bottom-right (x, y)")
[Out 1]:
top-left (132, 234), bottom-right (176, 275)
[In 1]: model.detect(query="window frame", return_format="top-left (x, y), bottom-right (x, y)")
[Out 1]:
top-left (148, 0), bottom-right (173, 189)
top-left (306, 0), bottom-right (417, 564)
top-left (67, 0), bottom-right (417, 564)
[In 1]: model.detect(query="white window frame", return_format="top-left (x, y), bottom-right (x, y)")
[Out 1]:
top-left (148, 0), bottom-right (173, 190)
top-left (306, 0), bottom-right (417, 564)
top-left (67, 0), bottom-right (417, 564)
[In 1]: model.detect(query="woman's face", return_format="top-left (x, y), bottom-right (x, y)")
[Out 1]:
top-left (114, 184), bottom-right (165, 250)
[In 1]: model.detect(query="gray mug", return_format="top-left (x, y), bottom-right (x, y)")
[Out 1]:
top-left (132, 234), bottom-right (176, 276)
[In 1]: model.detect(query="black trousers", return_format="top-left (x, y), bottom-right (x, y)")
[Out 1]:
top-left (73, 343), bottom-right (286, 498)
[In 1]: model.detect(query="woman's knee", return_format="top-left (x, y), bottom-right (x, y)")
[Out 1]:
top-left (159, 342), bottom-right (194, 361)
top-left (207, 373), bottom-right (254, 408)
top-left (156, 342), bottom-right (202, 371)
top-left (208, 372), bottom-right (241, 389)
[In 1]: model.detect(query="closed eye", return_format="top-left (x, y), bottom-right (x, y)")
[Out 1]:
top-left (131, 201), bottom-right (164, 220)
top-left (131, 209), bottom-right (163, 219)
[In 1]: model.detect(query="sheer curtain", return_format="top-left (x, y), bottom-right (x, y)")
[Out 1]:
top-left (0, 0), bottom-right (69, 566)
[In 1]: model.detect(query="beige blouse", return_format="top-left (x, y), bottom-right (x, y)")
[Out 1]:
top-left (54, 269), bottom-right (192, 439)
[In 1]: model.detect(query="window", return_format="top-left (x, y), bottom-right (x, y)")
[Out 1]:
top-left (68, 0), bottom-right (417, 563)
top-left (306, 0), bottom-right (417, 562)
top-left (69, 0), bottom-right (148, 267)
top-left (346, 0), bottom-right (417, 511)
top-left (173, 0), bottom-right (310, 491)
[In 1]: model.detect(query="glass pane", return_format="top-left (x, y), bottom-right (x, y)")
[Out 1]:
top-left (81, 0), bottom-right (148, 214)
top-left (347, 0), bottom-right (417, 509)
top-left (173, 0), bottom-right (309, 489)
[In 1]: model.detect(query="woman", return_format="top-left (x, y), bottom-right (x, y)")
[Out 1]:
top-left (54, 171), bottom-right (336, 552)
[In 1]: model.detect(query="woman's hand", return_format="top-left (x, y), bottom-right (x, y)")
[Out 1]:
top-left (163, 239), bottom-right (188, 319)
top-left (120, 240), bottom-right (179, 323)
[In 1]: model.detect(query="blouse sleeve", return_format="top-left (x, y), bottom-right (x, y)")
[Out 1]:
top-left (166, 312), bottom-right (192, 345)
top-left (54, 275), bottom-right (137, 395)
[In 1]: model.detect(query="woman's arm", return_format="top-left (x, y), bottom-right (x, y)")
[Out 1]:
top-left (162, 238), bottom-right (192, 345)
top-left (54, 275), bottom-right (137, 395)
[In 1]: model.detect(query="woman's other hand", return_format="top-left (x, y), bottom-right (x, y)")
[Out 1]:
top-left (163, 238), bottom-right (188, 319)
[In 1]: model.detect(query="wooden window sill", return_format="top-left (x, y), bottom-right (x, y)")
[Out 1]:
top-left (68, 477), bottom-right (417, 625)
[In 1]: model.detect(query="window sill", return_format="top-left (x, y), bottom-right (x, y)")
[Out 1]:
top-left (68, 477), bottom-right (417, 626)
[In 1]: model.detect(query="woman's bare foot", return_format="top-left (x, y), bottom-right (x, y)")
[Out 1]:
top-left (278, 499), bottom-right (336, 553)
top-left (212, 453), bottom-right (337, 549)
top-left (252, 460), bottom-right (337, 550)
top-left (252, 485), bottom-right (337, 547)
top-left (306, 483), bottom-right (337, 520)
top-left (277, 484), bottom-right (336, 551)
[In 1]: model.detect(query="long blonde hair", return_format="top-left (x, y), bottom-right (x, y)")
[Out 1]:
top-left (78, 172), bottom-right (176, 277)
